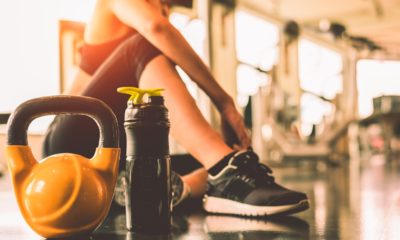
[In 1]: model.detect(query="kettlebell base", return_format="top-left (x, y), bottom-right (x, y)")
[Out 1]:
top-left (6, 146), bottom-right (120, 239)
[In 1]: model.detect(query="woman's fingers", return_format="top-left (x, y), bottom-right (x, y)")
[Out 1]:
top-left (221, 105), bottom-right (251, 149)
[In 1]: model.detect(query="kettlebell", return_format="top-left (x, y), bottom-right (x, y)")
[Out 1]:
top-left (6, 95), bottom-right (120, 238)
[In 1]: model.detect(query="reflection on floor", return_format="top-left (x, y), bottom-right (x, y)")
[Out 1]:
top-left (1, 154), bottom-right (399, 240)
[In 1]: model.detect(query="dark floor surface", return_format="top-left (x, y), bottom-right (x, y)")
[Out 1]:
top-left (1, 155), bottom-right (399, 240)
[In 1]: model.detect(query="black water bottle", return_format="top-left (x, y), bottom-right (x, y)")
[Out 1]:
top-left (118, 87), bottom-right (171, 234)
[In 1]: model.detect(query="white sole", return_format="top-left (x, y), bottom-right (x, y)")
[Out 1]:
top-left (204, 215), bottom-right (294, 233)
top-left (203, 196), bottom-right (309, 217)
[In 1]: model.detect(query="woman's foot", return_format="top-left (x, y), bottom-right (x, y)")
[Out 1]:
top-left (114, 170), bottom-right (190, 208)
top-left (171, 171), bottom-right (191, 207)
top-left (203, 150), bottom-right (309, 217)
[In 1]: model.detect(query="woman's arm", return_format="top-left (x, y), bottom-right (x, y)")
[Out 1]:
top-left (110, 0), bottom-right (229, 109)
top-left (110, 0), bottom-right (250, 148)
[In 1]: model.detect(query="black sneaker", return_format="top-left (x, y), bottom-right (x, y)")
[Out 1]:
top-left (114, 170), bottom-right (190, 208)
top-left (171, 171), bottom-right (191, 207)
top-left (203, 150), bottom-right (309, 217)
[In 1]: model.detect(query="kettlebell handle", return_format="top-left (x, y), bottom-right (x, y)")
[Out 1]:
top-left (7, 95), bottom-right (119, 148)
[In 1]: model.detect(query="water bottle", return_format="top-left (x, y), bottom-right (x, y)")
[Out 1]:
top-left (117, 87), bottom-right (171, 234)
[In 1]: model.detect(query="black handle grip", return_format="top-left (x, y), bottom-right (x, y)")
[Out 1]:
top-left (7, 95), bottom-right (119, 148)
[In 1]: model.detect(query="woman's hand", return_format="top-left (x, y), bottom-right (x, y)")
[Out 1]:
top-left (219, 101), bottom-right (251, 150)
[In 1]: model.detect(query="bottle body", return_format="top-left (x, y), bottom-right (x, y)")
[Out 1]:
top-left (124, 97), bottom-right (171, 234)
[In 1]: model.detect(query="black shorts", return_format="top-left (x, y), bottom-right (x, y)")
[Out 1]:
top-left (42, 34), bottom-right (161, 169)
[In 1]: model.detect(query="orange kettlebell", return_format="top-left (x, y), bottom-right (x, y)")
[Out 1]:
top-left (6, 96), bottom-right (120, 238)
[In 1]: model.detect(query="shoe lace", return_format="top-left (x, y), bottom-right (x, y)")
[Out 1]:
top-left (235, 152), bottom-right (275, 186)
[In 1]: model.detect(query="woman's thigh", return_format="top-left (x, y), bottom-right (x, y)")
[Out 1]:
top-left (43, 34), bottom-right (162, 163)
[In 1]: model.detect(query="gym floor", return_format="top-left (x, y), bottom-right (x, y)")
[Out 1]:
top-left (1, 155), bottom-right (399, 240)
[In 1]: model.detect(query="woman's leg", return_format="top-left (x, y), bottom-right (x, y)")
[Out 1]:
top-left (43, 34), bottom-right (231, 198)
top-left (42, 34), bottom-right (162, 167)
top-left (180, 168), bottom-right (208, 198)
top-left (139, 56), bottom-right (233, 169)
top-left (139, 55), bottom-right (233, 197)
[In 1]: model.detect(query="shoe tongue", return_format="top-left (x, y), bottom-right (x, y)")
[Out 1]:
top-left (228, 150), bottom-right (259, 167)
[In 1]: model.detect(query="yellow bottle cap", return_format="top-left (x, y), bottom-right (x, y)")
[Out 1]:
top-left (117, 87), bottom-right (164, 105)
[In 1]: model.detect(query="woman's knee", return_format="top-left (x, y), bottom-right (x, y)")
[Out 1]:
top-left (117, 34), bottom-right (162, 79)
top-left (139, 54), bottom-right (178, 88)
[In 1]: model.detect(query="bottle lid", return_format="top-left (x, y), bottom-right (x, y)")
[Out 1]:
top-left (117, 87), bottom-right (164, 105)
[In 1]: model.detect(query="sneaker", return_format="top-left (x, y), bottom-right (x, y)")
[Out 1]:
top-left (171, 171), bottom-right (191, 207)
top-left (114, 171), bottom-right (126, 207)
top-left (203, 150), bottom-right (309, 217)
top-left (114, 170), bottom-right (190, 208)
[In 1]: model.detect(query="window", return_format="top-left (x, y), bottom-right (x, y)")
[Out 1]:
top-left (357, 59), bottom-right (400, 117)
top-left (299, 39), bottom-right (343, 99)
top-left (298, 39), bottom-right (343, 135)
top-left (235, 10), bottom-right (279, 108)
